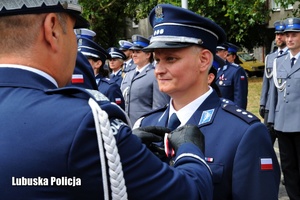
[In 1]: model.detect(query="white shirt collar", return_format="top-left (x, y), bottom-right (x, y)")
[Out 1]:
top-left (136, 63), bottom-right (150, 74)
top-left (169, 87), bottom-right (213, 127)
top-left (289, 51), bottom-right (300, 61)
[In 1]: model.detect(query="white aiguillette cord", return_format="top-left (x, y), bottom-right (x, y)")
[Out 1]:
top-left (88, 98), bottom-right (128, 200)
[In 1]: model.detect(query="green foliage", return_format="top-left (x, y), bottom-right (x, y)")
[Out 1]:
top-left (78, 0), bottom-right (299, 51)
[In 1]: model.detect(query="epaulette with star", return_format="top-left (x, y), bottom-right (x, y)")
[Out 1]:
top-left (221, 101), bottom-right (260, 124)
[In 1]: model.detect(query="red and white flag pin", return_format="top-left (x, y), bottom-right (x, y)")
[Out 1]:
top-left (115, 98), bottom-right (122, 104)
top-left (260, 158), bottom-right (273, 170)
top-left (72, 74), bottom-right (84, 84)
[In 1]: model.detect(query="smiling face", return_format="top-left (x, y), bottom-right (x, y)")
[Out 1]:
top-left (132, 50), bottom-right (151, 69)
top-left (153, 46), bottom-right (212, 108)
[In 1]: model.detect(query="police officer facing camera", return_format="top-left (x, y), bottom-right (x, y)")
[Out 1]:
top-left (134, 4), bottom-right (280, 200)
top-left (259, 20), bottom-right (288, 145)
top-left (107, 47), bottom-right (126, 87)
top-left (0, 1), bottom-right (214, 199)
top-left (269, 17), bottom-right (300, 199)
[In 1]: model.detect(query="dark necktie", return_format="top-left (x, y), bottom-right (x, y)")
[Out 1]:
top-left (133, 71), bottom-right (139, 78)
top-left (279, 50), bottom-right (283, 55)
top-left (123, 63), bottom-right (127, 70)
top-left (168, 113), bottom-right (181, 131)
top-left (110, 74), bottom-right (115, 79)
top-left (291, 57), bottom-right (296, 68)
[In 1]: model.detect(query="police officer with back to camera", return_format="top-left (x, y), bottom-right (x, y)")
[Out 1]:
top-left (216, 44), bottom-right (248, 109)
top-left (119, 40), bottom-right (136, 73)
top-left (133, 4), bottom-right (280, 200)
top-left (269, 17), bottom-right (300, 200)
top-left (77, 36), bottom-right (125, 110)
top-left (0, 1), bottom-right (216, 199)
top-left (259, 20), bottom-right (288, 145)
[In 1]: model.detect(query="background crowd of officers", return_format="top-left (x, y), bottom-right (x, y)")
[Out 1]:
top-left (1, 1), bottom-right (291, 199)
top-left (260, 18), bottom-right (300, 200)
top-left (76, 18), bottom-right (300, 200)
top-left (74, 28), bottom-right (249, 125)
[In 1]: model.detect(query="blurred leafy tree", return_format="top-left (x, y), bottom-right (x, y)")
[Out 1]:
top-left (79, 0), bottom-right (299, 50)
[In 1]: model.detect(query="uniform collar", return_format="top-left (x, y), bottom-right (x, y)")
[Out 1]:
top-left (169, 87), bottom-right (213, 126)
top-left (0, 66), bottom-right (58, 89)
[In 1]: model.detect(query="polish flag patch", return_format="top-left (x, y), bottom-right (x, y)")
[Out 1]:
top-left (72, 74), bottom-right (84, 84)
top-left (260, 158), bottom-right (273, 170)
top-left (205, 157), bottom-right (214, 163)
top-left (115, 98), bottom-right (122, 104)
top-left (240, 76), bottom-right (245, 80)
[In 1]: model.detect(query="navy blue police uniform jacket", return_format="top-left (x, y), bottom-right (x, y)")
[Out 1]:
top-left (96, 74), bottom-right (125, 110)
top-left (216, 62), bottom-right (248, 109)
top-left (138, 90), bottom-right (280, 200)
top-left (109, 70), bottom-right (123, 87)
top-left (0, 67), bottom-right (213, 200)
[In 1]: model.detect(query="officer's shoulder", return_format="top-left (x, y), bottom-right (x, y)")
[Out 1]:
top-left (100, 78), bottom-right (115, 85)
top-left (229, 63), bottom-right (240, 68)
top-left (143, 104), bottom-right (168, 118)
top-left (46, 87), bottom-right (130, 124)
top-left (45, 86), bottom-right (109, 103)
top-left (220, 100), bottom-right (260, 124)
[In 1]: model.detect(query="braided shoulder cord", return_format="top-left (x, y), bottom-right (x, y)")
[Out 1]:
top-left (88, 98), bottom-right (127, 200)
top-left (264, 54), bottom-right (273, 79)
top-left (272, 57), bottom-right (286, 91)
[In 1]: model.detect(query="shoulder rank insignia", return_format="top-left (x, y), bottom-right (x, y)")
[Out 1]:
top-left (222, 104), bottom-right (259, 124)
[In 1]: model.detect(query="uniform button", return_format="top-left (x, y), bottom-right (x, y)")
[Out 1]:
top-left (286, 92), bottom-right (289, 95)
top-left (287, 85), bottom-right (290, 87)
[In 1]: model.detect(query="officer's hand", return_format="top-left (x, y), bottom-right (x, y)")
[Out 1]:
top-left (259, 105), bottom-right (265, 119)
top-left (133, 126), bottom-right (171, 145)
top-left (133, 126), bottom-right (171, 159)
top-left (267, 123), bottom-right (274, 130)
top-left (168, 124), bottom-right (205, 154)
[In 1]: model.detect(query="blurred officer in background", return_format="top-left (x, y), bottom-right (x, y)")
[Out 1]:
top-left (270, 17), bottom-right (300, 200)
top-left (77, 36), bottom-right (125, 110)
top-left (119, 40), bottom-right (136, 73)
top-left (0, 1), bottom-right (214, 199)
top-left (259, 20), bottom-right (287, 145)
top-left (216, 45), bottom-right (248, 109)
top-left (75, 28), bottom-right (96, 39)
top-left (107, 47), bottom-right (126, 87)
top-left (121, 34), bottom-right (169, 125)
top-left (216, 43), bottom-right (229, 61)
top-left (70, 51), bottom-right (99, 90)
top-left (210, 55), bottom-right (224, 97)
top-left (134, 4), bottom-right (280, 200)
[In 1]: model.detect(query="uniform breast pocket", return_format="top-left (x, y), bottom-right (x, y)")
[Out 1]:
top-left (209, 163), bottom-right (224, 183)
top-left (219, 80), bottom-right (232, 87)
top-left (277, 71), bottom-right (288, 79)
